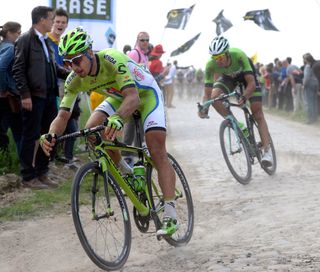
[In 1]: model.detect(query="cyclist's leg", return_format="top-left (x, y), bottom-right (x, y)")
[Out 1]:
top-left (211, 77), bottom-right (236, 116)
top-left (250, 96), bottom-right (273, 166)
top-left (249, 94), bottom-right (270, 150)
top-left (145, 129), bottom-right (177, 235)
top-left (86, 97), bottom-right (122, 164)
top-left (140, 89), bottom-right (177, 235)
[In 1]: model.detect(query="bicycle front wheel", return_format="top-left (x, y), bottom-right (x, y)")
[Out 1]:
top-left (146, 153), bottom-right (194, 246)
top-left (71, 161), bottom-right (131, 271)
top-left (220, 119), bottom-right (252, 184)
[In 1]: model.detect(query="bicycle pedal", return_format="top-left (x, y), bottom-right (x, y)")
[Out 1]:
top-left (156, 233), bottom-right (164, 241)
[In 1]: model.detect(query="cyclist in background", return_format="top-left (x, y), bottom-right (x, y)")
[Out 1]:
top-left (39, 27), bottom-right (178, 236)
top-left (199, 36), bottom-right (273, 166)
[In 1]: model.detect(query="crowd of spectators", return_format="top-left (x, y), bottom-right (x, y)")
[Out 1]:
top-left (255, 56), bottom-right (319, 124)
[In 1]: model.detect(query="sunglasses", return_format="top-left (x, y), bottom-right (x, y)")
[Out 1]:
top-left (212, 53), bottom-right (226, 61)
top-left (63, 54), bottom-right (84, 68)
top-left (139, 39), bottom-right (149, 42)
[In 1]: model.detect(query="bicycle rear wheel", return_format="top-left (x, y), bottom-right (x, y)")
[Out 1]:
top-left (71, 161), bottom-right (131, 271)
top-left (220, 119), bottom-right (252, 184)
top-left (146, 153), bottom-right (194, 246)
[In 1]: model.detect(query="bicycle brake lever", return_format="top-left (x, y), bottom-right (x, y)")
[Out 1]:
top-left (44, 133), bottom-right (57, 161)
top-left (197, 102), bottom-right (204, 112)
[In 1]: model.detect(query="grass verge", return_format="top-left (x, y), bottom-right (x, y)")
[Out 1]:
top-left (0, 177), bottom-right (73, 222)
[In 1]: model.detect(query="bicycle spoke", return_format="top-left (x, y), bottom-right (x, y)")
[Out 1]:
top-left (220, 120), bottom-right (252, 184)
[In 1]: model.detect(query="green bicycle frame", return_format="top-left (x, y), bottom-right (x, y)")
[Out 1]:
top-left (93, 142), bottom-right (153, 217)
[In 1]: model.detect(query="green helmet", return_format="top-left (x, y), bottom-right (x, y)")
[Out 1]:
top-left (59, 27), bottom-right (93, 56)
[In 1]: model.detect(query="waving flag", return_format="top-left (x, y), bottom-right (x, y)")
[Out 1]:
top-left (251, 53), bottom-right (258, 64)
top-left (165, 4), bottom-right (195, 30)
top-left (213, 10), bottom-right (233, 35)
top-left (170, 33), bottom-right (201, 57)
top-left (243, 9), bottom-right (279, 31)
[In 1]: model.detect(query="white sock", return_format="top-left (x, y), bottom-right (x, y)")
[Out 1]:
top-left (119, 158), bottom-right (133, 174)
top-left (164, 200), bottom-right (177, 219)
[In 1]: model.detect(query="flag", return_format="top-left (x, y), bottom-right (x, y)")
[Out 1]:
top-left (105, 27), bottom-right (116, 47)
top-left (243, 9), bottom-right (279, 31)
top-left (165, 4), bottom-right (195, 30)
top-left (251, 53), bottom-right (258, 64)
top-left (170, 33), bottom-right (201, 57)
top-left (212, 10), bottom-right (233, 35)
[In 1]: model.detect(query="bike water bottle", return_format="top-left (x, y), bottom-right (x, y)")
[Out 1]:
top-left (238, 121), bottom-right (249, 138)
top-left (132, 164), bottom-right (146, 192)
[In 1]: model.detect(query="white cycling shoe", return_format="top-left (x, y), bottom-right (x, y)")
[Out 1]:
top-left (261, 148), bottom-right (273, 167)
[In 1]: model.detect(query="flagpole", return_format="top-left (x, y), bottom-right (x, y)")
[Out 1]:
top-left (161, 0), bottom-right (177, 41)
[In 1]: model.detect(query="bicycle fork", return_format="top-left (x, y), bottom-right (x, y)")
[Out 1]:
top-left (226, 115), bottom-right (244, 155)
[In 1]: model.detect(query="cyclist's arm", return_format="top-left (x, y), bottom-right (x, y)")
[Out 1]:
top-left (40, 109), bottom-right (72, 156)
top-left (48, 109), bottom-right (72, 136)
top-left (116, 85), bottom-right (140, 119)
top-left (204, 62), bottom-right (214, 101)
top-left (49, 82), bottom-right (78, 135)
top-left (243, 73), bottom-right (256, 99)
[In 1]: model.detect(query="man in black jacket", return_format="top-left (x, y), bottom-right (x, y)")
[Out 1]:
top-left (13, 6), bottom-right (68, 189)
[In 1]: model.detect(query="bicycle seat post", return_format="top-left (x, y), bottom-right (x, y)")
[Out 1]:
top-left (132, 111), bottom-right (144, 161)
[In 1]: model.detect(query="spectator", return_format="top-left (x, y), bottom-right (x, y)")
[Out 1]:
top-left (185, 66), bottom-right (196, 99)
top-left (286, 57), bottom-right (304, 113)
top-left (122, 44), bottom-right (131, 55)
top-left (196, 68), bottom-right (204, 85)
top-left (148, 44), bottom-right (170, 88)
top-left (176, 68), bottom-right (185, 99)
top-left (312, 60), bottom-right (320, 118)
top-left (122, 31), bottom-right (150, 166)
top-left (270, 59), bottom-right (282, 108)
top-left (89, 91), bottom-right (105, 111)
top-left (163, 60), bottom-right (177, 108)
top-left (259, 64), bottom-right (270, 106)
top-left (281, 59), bottom-right (294, 111)
top-left (12, 6), bottom-right (68, 189)
top-left (266, 63), bottom-right (274, 108)
top-left (303, 53), bottom-right (318, 124)
top-left (47, 7), bottom-right (79, 168)
top-left (0, 21), bottom-right (22, 153)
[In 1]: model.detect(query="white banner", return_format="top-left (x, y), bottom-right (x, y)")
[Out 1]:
top-left (50, 0), bottom-right (116, 50)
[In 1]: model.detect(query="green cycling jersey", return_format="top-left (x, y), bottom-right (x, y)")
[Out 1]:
top-left (60, 48), bottom-right (166, 131)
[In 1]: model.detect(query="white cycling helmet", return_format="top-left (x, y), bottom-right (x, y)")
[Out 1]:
top-left (209, 36), bottom-right (230, 55)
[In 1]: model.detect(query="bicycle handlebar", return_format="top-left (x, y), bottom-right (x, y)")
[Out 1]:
top-left (197, 90), bottom-right (241, 113)
top-left (56, 125), bottom-right (105, 143)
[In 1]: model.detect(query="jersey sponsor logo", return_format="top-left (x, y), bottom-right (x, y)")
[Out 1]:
top-left (226, 69), bottom-right (243, 78)
top-left (104, 54), bottom-right (116, 64)
top-left (132, 66), bottom-right (145, 81)
top-left (117, 64), bottom-right (126, 74)
top-left (105, 87), bottom-right (121, 95)
top-left (146, 120), bottom-right (158, 128)
top-left (66, 72), bottom-right (77, 85)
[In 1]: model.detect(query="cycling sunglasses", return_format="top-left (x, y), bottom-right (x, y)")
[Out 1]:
top-left (63, 54), bottom-right (84, 68)
top-left (212, 53), bottom-right (226, 61)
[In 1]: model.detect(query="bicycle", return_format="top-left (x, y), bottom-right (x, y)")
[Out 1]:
top-left (197, 90), bottom-right (277, 185)
top-left (55, 111), bottom-right (194, 271)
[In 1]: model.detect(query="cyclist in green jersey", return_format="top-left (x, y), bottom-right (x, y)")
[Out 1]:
top-left (199, 36), bottom-right (272, 166)
top-left (39, 27), bottom-right (178, 236)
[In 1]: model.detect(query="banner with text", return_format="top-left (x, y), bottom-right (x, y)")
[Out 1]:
top-left (50, 0), bottom-right (116, 50)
